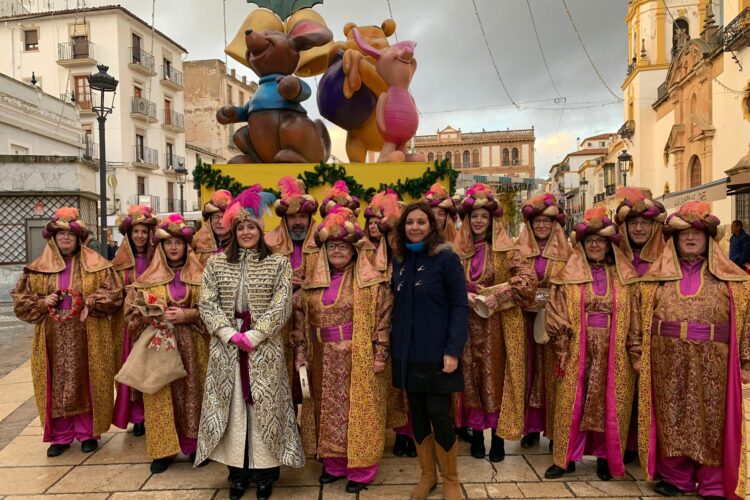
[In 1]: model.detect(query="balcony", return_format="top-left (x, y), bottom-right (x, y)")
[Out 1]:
top-left (128, 47), bottom-right (156, 76)
top-left (162, 109), bottom-right (184, 132)
top-left (83, 139), bottom-right (98, 160)
top-left (618, 120), bottom-right (635, 140)
top-left (131, 194), bottom-right (161, 212)
top-left (60, 92), bottom-right (95, 114)
top-left (164, 153), bottom-right (185, 171)
top-left (166, 198), bottom-right (187, 213)
top-left (593, 193), bottom-right (605, 204)
top-left (57, 40), bottom-right (96, 67)
top-left (133, 145), bottom-right (159, 168)
top-left (130, 96), bottom-right (158, 123)
top-left (160, 65), bottom-right (183, 91)
top-left (719, 7), bottom-right (750, 51)
top-left (605, 184), bottom-right (616, 196)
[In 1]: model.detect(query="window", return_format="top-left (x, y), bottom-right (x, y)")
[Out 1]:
top-left (134, 85), bottom-right (142, 98)
top-left (511, 147), bottom-right (519, 165)
top-left (736, 194), bottom-right (750, 232)
top-left (167, 182), bottom-right (175, 212)
top-left (445, 151), bottom-right (452, 164)
top-left (72, 35), bottom-right (89, 59)
top-left (238, 90), bottom-right (244, 104)
top-left (427, 152), bottom-right (434, 162)
top-left (74, 75), bottom-right (90, 105)
top-left (587, 142), bottom-right (592, 147)
top-left (195, 153), bottom-right (201, 166)
top-left (502, 148), bottom-right (510, 166)
top-left (166, 142), bottom-right (174, 168)
top-left (472, 150), bottom-right (480, 166)
top-left (689, 155), bottom-right (701, 188)
top-left (227, 84), bottom-right (233, 105)
top-left (164, 98), bottom-right (172, 124)
top-left (436, 152), bottom-right (443, 161)
top-left (131, 33), bottom-right (142, 64)
top-left (24, 30), bottom-right (38, 51)
top-left (135, 134), bottom-right (145, 160)
top-left (163, 58), bottom-right (172, 78)
top-left (600, 141), bottom-right (606, 147)
top-left (137, 176), bottom-right (146, 196)
top-left (463, 150), bottom-right (470, 166)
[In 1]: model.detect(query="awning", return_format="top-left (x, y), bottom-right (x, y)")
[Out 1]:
top-left (656, 177), bottom-right (729, 209)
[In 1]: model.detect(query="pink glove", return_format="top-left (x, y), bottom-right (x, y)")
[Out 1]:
top-left (230, 332), bottom-right (254, 353)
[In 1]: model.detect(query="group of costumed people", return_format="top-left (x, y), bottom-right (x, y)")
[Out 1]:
top-left (11, 176), bottom-right (750, 500)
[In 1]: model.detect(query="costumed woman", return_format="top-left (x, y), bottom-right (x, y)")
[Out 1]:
top-left (193, 189), bottom-right (234, 266)
top-left (391, 201), bottom-right (469, 500)
top-left (636, 202), bottom-right (750, 499)
top-left (422, 182), bottom-right (458, 242)
top-left (544, 207), bottom-right (639, 481)
top-left (125, 214), bottom-right (208, 473)
top-left (12, 208), bottom-right (123, 456)
top-left (197, 186), bottom-right (304, 500)
top-left (612, 187), bottom-right (666, 464)
top-left (112, 205), bottom-right (157, 436)
top-left (454, 183), bottom-right (536, 462)
top-left (363, 190), bottom-right (414, 458)
top-left (514, 193), bottom-right (571, 450)
top-left (291, 206), bottom-right (392, 493)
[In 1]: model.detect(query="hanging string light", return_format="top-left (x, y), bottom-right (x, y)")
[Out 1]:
top-left (471, 0), bottom-right (520, 110)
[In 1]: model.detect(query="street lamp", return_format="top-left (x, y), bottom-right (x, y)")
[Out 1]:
top-left (88, 64), bottom-right (118, 257)
top-left (579, 177), bottom-right (589, 212)
top-left (617, 150), bottom-right (632, 187)
top-left (174, 163), bottom-right (188, 216)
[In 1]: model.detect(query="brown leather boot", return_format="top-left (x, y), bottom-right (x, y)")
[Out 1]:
top-left (435, 440), bottom-right (462, 500)
top-left (411, 435), bottom-right (437, 499)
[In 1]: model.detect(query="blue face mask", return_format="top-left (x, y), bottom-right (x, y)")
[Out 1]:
top-left (406, 241), bottom-right (426, 252)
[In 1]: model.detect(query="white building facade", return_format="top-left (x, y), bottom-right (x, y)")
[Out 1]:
top-left (0, 5), bottom-right (197, 218)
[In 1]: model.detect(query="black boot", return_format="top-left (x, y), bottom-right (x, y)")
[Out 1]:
top-left (404, 436), bottom-right (417, 458)
top-left (319, 470), bottom-right (344, 484)
top-left (488, 433), bottom-right (505, 462)
top-left (654, 480), bottom-right (681, 496)
top-left (229, 479), bottom-right (248, 500)
top-left (596, 458), bottom-right (612, 481)
top-left (455, 426), bottom-right (473, 443)
top-left (470, 429), bottom-right (485, 459)
top-left (345, 480), bottom-right (368, 493)
top-left (150, 457), bottom-right (174, 474)
top-left (392, 433), bottom-right (407, 457)
top-left (132, 422), bottom-right (145, 437)
top-left (81, 439), bottom-right (98, 453)
top-left (256, 481), bottom-right (272, 500)
top-left (544, 461), bottom-right (575, 479)
top-left (46, 444), bottom-right (69, 457)
top-left (520, 432), bottom-right (540, 449)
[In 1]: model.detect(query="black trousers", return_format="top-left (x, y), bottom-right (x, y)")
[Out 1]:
top-left (227, 430), bottom-right (280, 486)
top-left (407, 391), bottom-right (455, 451)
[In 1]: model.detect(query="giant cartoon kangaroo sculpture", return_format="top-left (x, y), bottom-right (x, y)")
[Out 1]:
top-left (217, 19), bottom-right (332, 164)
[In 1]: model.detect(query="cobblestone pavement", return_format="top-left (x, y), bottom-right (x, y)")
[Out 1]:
top-left (0, 307), bottom-right (745, 499)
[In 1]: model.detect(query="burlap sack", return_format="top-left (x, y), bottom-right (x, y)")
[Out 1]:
top-left (115, 324), bottom-right (187, 394)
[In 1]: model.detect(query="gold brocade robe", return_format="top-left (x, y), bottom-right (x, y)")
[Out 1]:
top-left (461, 245), bottom-right (536, 439)
top-left (12, 242), bottom-right (123, 439)
top-left (126, 275), bottom-right (209, 459)
top-left (293, 258), bottom-right (392, 468)
top-left (638, 273), bottom-right (750, 497)
top-left (547, 265), bottom-right (639, 473)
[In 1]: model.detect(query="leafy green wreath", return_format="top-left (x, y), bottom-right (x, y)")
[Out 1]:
top-left (193, 159), bottom-right (459, 201)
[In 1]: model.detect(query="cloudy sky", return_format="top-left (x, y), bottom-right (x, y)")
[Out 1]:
top-left (78, 0), bottom-right (628, 177)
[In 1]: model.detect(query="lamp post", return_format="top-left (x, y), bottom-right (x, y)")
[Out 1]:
top-left (88, 65), bottom-right (118, 257)
top-left (618, 150), bottom-right (632, 187)
top-left (579, 177), bottom-right (589, 213)
top-left (174, 163), bottom-right (188, 216)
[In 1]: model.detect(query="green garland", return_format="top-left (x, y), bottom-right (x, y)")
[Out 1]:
top-left (193, 159), bottom-right (459, 201)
